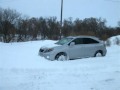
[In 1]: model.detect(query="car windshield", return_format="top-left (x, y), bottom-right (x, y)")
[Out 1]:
top-left (56, 37), bottom-right (73, 45)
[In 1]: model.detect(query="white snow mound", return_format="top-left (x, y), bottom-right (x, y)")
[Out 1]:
top-left (0, 39), bottom-right (120, 90)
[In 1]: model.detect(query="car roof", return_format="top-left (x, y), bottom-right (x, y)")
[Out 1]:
top-left (67, 35), bottom-right (98, 39)
top-left (67, 35), bottom-right (101, 42)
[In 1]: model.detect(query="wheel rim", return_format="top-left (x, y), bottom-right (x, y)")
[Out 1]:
top-left (57, 55), bottom-right (67, 61)
top-left (96, 52), bottom-right (102, 57)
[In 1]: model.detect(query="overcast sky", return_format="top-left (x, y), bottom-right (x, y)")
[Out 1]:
top-left (0, 0), bottom-right (120, 27)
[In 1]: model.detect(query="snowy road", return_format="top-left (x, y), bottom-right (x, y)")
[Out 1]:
top-left (0, 40), bottom-right (120, 90)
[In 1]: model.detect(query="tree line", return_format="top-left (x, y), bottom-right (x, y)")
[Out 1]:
top-left (0, 7), bottom-right (120, 43)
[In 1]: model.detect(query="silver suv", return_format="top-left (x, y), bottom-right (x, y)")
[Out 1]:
top-left (39, 36), bottom-right (107, 60)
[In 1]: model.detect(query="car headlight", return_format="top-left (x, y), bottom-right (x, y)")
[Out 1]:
top-left (44, 48), bottom-right (54, 53)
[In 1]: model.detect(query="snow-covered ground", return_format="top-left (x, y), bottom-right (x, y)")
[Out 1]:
top-left (0, 40), bottom-right (120, 90)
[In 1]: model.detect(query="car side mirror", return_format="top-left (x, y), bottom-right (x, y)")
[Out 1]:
top-left (70, 42), bottom-right (75, 46)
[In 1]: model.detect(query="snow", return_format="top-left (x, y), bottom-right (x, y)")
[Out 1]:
top-left (0, 39), bottom-right (120, 90)
top-left (107, 35), bottom-right (120, 45)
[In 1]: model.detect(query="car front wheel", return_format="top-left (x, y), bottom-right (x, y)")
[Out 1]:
top-left (55, 53), bottom-right (68, 61)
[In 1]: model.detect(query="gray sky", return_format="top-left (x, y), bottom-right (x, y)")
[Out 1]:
top-left (0, 0), bottom-right (120, 27)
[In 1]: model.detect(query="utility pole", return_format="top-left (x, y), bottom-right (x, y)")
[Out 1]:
top-left (0, 21), bottom-right (4, 42)
top-left (60, 0), bottom-right (63, 39)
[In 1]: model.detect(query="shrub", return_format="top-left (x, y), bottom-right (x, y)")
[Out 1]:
top-left (115, 37), bottom-right (120, 45)
top-left (106, 39), bottom-right (111, 46)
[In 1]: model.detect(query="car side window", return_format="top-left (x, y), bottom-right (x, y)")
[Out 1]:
top-left (72, 38), bottom-right (83, 45)
top-left (83, 38), bottom-right (99, 44)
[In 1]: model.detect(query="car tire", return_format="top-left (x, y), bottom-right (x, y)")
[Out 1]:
top-left (94, 51), bottom-right (103, 57)
top-left (55, 53), bottom-right (68, 61)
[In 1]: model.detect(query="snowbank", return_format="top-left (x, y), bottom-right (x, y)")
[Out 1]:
top-left (0, 39), bottom-right (120, 90)
top-left (106, 35), bottom-right (120, 46)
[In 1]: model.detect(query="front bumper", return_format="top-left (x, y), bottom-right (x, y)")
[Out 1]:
top-left (39, 51), bottom-right (55, 60)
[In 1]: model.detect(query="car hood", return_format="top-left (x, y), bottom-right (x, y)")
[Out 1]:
top-left (40, 43), bottom-right (61, 49)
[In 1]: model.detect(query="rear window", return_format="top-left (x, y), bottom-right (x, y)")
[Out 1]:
top-left (83, 38), bottom-right (99, 44)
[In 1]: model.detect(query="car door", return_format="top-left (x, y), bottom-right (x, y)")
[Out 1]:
top-left (68, 38), bottom-right (85, 59)
top-left (82, 38), bottom-right (100, 57)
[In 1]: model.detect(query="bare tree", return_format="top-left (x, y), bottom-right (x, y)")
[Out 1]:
top-left (0, 8), bottom-right (21, 42)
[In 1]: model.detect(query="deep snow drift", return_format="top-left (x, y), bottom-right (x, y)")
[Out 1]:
top-left (108, 35), bottom-right (120, 45)
top-left (0, 40), bottom-right (120, 90)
